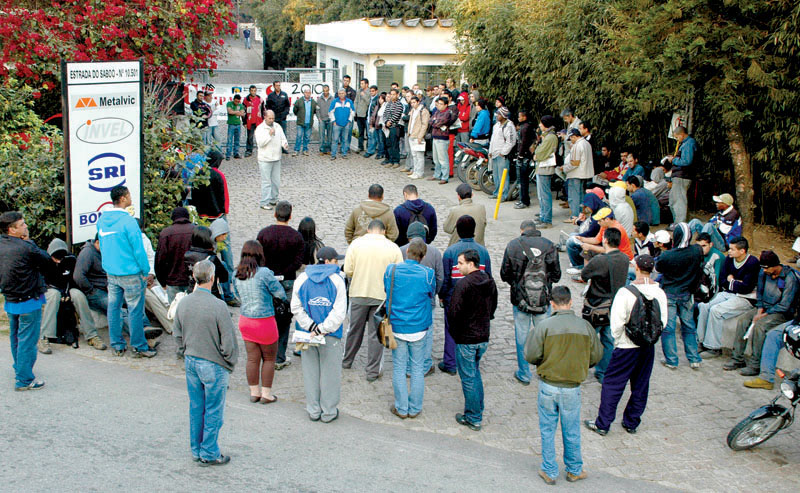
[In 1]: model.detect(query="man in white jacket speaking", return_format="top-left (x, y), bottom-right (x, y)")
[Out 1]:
top-left (585, 254), bottom-right (667, 436)
top-left (255, 110), bottom-right (289, 211)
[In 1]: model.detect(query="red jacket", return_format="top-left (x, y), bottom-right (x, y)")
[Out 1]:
top-left (457, 95), bottom-right (471, 133)
top-left (244, 95), bottom-right (263, 129)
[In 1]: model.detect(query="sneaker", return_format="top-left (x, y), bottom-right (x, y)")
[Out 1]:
top-left (87, 337), bottom-right (107, 350)
top-left (291, 152), bottom-right (298, 157)
top-left (234, 155), bottom-right (241, 159)
top-left (699, 349), bottom-right (721, 359)
top-left (275, 360), bottom-right (291, 370)
top-left (690, 362), bottom-right (702, 370)
top-left (660, 359), bottom-right (677, 370)
top-left (330, 156), bottom-right (337, 161)
top-left (566, 267), bottom-right (582, 275)
top-left (424, 366), bottom-right (435, 377)
top-left (535, 221), bottom-right (552, 229)
top-left (514, 373), bottom-right (530, 386)
top-left (455, 413), bottom-right (481, 431)
top-left (198, 455), bottom-right (231, 467)
top-left (566, 471), bottom-right (588, 483)
top-left (225, 298), bottom-right (241, 307)
top-left (538, 470), bottom-right (556, 486)
top-left (390, 405), bottom-right (408, 419)
top-left (622, 425), bottom-right (637, 434)
top-left (340, 154), bottom-right (348, 159)
top-left (739, 366), bottom-right (760, 377)
top-left (321, 409), bottom-right (339, 423)
top-left (584, 419), bottom-right (608, 436)
top-left (113, 348), bottom-right (126, 357)
top-left (409, 173), bottom-right (422, 180)
top-left (514, 203), bottom-right (528, 209)
top-left (438, 362), bottom-right (457, 375)
top-left (132, 348), bottom-right (157, 358)
top-left (15, 379), bottom-right (45, 391)
top-left (366, 372), bottom-right (383, 382)
top-left (743, 377), bottom-right (774, 390)
top-left (37, 339), bottom-right (52, 355)
top-left (261, 204), bottom-right (274, 210)
top-left (723, 360), bottom-right (746, 371)
top-left (302, 151), bottom-right (309, 156)
top-left (363, 153), bottom-right (373, 158)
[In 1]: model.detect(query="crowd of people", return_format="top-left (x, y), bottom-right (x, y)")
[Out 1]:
top-left (4, 76), bottom-right (800, 484)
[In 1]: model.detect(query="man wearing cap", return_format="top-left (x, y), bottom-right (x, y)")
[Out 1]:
top-left (156, 207), bottom-right (195, 303)
top-left (488, 107), bottom-right (517, 202)
top-left (664, 126), bottom-right (697, 224)
top-left (400, 224), bottom-right (444, 375)
top-left (534, 115), bottom-right (560, 228)
top-left (585, 255), bottom-right (667, 437)
top-left (563, 128), bottom-right (594, 219)
top-left (653, 229), bottom-right (672, 255)
top-left (291, 246), bottom-right (348, 423)
top-left (443, 184), bottom-right (487, 246)
top-left (725, 250), bottom-right (798, 377)
top-left (687, 193), bottom-right (742, 252)
top-left (575, 208), bottom-right (634, 261)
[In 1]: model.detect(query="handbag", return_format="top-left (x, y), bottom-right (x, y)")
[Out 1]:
top-left (374, 264), bottom-right (398, 350)
top-left (581, 260), bottom-right (615, 327)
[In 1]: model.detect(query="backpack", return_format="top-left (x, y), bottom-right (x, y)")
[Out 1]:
top-left (403, 204), bottom-right (429, 232)
top-left (515, 240), bottom-right (550, 314)
top-left (623, 285), bottom-right (663, 346)
top-left (694, 258), bottom-right (718, 303)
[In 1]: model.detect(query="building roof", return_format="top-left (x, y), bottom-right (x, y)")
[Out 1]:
top-left (305, 18), bottom-right (457, 55)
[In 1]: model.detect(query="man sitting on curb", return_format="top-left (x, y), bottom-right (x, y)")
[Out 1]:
top-left (688, 193), bottom-right (742, 253)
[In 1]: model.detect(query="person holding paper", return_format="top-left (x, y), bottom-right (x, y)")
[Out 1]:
top-left (534, 115), bottom-right (559, 228)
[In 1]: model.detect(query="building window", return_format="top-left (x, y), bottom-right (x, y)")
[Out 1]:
top-left (417, 65), bottom-right (446, 89)
top-left (376, 65), bottom-right (404, 93)
top-left (354, 62), bottom-right (365, 83)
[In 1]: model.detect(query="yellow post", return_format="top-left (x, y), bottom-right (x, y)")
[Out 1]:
top-left (493, 168), bottom-right (509, 220)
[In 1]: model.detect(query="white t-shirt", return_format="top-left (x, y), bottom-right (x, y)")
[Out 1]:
top-left (206, 99), bottom-right (219, 127)
top-left (395, 330), bottom-right (426, 342)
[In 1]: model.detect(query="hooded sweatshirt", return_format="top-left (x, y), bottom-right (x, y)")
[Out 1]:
top-left (447, 270), bottom-right (498, 344)
top-left (292, 264), bottom-right (348, 338)
top-left (345, 199), bottom-right (399, 244)
top-left (578, 193), bottom-right (603, 238)
top-left (655, 223), bottom-right (704, 296)
top-left (393, 198), bottom-right (438, 246)
top-left (96, 208), bottom-right (150, 277)
top-left (608, 187), bottom-right (634, 237)
top-left (209, 217), bottom-right (230, 240)
top-left (610, 281), bottom-right (669, 349)
top-left (45, 239), bottom-right (75, 292)
top-left (73, 241), bottom-right (107, 293)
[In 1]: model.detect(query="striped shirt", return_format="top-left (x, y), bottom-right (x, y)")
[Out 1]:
top-left (383, 100), bottom-right (404, 126)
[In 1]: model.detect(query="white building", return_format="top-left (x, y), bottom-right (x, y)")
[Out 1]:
top-left (304, 18), bottom-right (457, 92)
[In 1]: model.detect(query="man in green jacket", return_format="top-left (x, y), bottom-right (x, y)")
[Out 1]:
top-left (292, 88), bottom-right (317, 156)
top-left (534, 115), bottom-right (560, 228)
top-left (525, 285), bottom-right (602, 485)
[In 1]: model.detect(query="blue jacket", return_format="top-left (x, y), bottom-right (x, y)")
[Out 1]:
top-left (757, 266), bottom-right (798, 316)
top-left (329, 97), bottom-right (354, 127)
top-left (441, 238), bottom-right (492, 300)
top-left (393, 199), bottom-right (438, 246)
top-left (233, 267), bottom-right (286, 319)
top-left (294, 264), bottom-right (345, 338)
top-left (671, 136), bottom-right (697, 179)
top-left (96, 209), bottom-right (150, 277)
top-left (630, 188), bottom-right (653, 225)
top-left (470, 109), bottom-right (491, 139)
top-left (621, 164), bottom-right (644, 181)
top-left (384, 260), bottom-right (436, 334)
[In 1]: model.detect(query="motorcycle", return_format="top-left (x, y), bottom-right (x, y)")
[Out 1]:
top-left (455, 141), bottom-right (489, 187)
top-left (727, 367), bottom-right (800, 450)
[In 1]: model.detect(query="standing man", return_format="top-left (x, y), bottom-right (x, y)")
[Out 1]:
top-left (564, 128), bottom-right (594, 219)
top-left (243, 85), bottom-right (263, 158)
top-left (448, 249), bottom-right (498, 431)
top-left (190, 90), bottom-right (211, 144)
top-left (329, 88), bottom-right (354, 161)
top-left (255, 110), bottom-right (289, 210)
top-left (429, 97), bottom-right (456, 183)
top-left (535, 115), bottom-right (559, 228)
top-left (393, 184), bottom-right (437, 246)
top-left (291, 88), bottom-right (317, 157)
top-left (364, 85), bottom-right (380, 158)
top-left (316, 85), bottom-right (334, 155)
top-left (580, 228), bottom-right (630, 381)
top-left (525, 286), bottom-right (602, 485)
top-left (406, 95), bottom-right (430, 179)
top-left (225, 94), bottom-right (245, 160)
top-left (174, 260), bottom-right (238, 466)
top-left (382, 88), bottom-right (404, 167)
top-left (354, 78), bottom-right (371, 153)
top-left (96, 186), bottom-right (154, 357)
top-left (291, 247), bottom-right (348, 423)
top-left (0, 212), bottom-right (49, 390)
top-left (560, 108), bottom-right (582, 162)
top-left (342, 75), bottom-right (356, 104)
top-left (266, 81), bottom-right (290, 140)
top-left (256, 201), bottom-right (305, 368)
top-left (344, 184), bottom-right (399, 244)
top-left (443, 184), bottom-right (487, 246)
top-left (242, 27), bottom-right (251, 49)
top-left (204, 89), bottom-right (219, 146)
top-left (487, 107), bottom-right (517, 202)
top-left (155, 207), bottom-right (194, 303)
top-left (514, 110), bottom-right (536, 210)
top-left (585, 255), bottom-right (667, 438)
top-left (665, 126), bottom-right (697, 224)
top-left (342, 220), bottom-right (403, 382)
top-left (501, 220), bottom-right (561, 385)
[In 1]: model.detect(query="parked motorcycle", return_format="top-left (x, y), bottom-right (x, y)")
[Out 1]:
top-left (455, 141), bottom-right (489, 187)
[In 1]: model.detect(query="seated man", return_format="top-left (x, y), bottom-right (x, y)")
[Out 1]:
top-left (725, 251), bottom-right (797, 375)
top-left (564, 192), bottom-right (604, 275)
top-left (687, 193), bottom-right (742, 253)
top-left (652, 229), bottom-right (672, 258)
top-left (39, 239), bottom-right (77, 353)
top-left (619, 151), bottom-right (644, 182)
top-left (697, 236), bottom-right (760, 358)
top-left (607, 185), bottom-right (635, 238)
top-left (744, 321), bottom-right (800, 390)
top-left (70, 235), bottom-right (109, 350)
top-left (695, 232), bottom-right (726, 303)
top-left (626, 176), bottom-right (660, 226)
top-left (572, 208), bottom-right (634, 277)
top-left (632, 222), bottom-right (656, 257)
top-left (595, 150), bottom-right (629, 184)
top-left (645, 166), bottom-right (670, 207)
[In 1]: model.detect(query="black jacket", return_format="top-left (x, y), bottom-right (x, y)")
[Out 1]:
top-left (190, 168), bottom-right (226, 218)
top-left (73, 242), bottom-right (107, 293)
top-left (0, 234), bottom-right (50, 302)
top-left (184, 247), bottom-right (229, 299)
top-left (500, 230), bottom-right (561, 309)
top-left (517, 121), bottom-right (536, 160)
top-left (155, 218), bottom-right (194, 287)
top-left (580, 249), bottom-right (630, 307)
top-left (45, 255), bottom-right (76, 294)
top-left (256, 225), bottom-right (305, 281)
top-left (448, 270), bottom-right (498, 344)
top-left (656, 244), bottom-right (704, 296)
top-left (266, 90), bottom-right (290, 121)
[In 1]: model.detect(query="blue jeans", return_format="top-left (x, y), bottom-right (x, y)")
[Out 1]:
top-left (455, 342), bottom-right (488, 424)
top-left (432, 139), bottom-right (450, 181)
top-left (376, 128), bottom-right (386, 158)
top-left (185, 356), bottom-right (230, 461)
top-left (566, 235), bottom-right (584, 268)
top-left (594, 325), bottom-right (613, 381)
top-left (108, 274), bottom-right (148, 352)
top-left (294, 124), bottom-right (312, 152)
top-left (513, 307), bottom-right (549, 383)
top-left (244, 37), bottom-right (251, 49)
top-left (8, 308), bottom-right (41, 388)
top-left (536, 174), bottom-right (553, 224)
top-left (366, 127), bottom-right (377, 155)
top-left (663, 294), bottom-right (702, 366)
top-left (759, 323), bottom-right (790, 382)
top-left (226, 124), bottom-right (241, 159)
top-left (406, 324), bottom-right (434, 375)
top-left (319, 120), bottom-right (333, 152)
top-left (538, 382), bottom-right (583, 480)
top-left (687, 218), bottom-right (727, 252)
top-left (218, 236), bottom-right (235, 302)
top-left (566, 178), bottom-right (585, 218)
top-left (331, 122), bottom-right (351, 157)
top-left (392, 337), bottom-right (426, 415)
top-left (490, 156), bottom-right (510, 200)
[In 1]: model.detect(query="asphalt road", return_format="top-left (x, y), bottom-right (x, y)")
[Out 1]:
top-left (0, 345), bottom-right (675, 492)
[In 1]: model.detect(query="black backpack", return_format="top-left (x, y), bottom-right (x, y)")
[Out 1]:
top-left (403, 204), bottom-right (429, 232)
top-left (623, 285), bottom-right (663, 346)
top-left (515, 240), bottom-right (550, 314)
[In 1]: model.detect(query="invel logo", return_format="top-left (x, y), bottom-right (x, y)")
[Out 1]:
top-left (76, 118), bottom-right (134, 144)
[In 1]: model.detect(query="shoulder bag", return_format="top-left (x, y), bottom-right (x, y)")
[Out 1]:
top-left (581, 260), bottom-right (615, 327)
top-left (374, 264), bottom-right (398, 350)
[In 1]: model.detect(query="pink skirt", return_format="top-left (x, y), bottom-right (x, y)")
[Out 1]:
top-left (238, 315), bottom-right (278, 345)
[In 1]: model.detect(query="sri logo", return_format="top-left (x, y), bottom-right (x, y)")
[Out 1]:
top-left (308, 296), bottom-right (332, 307)
top-left (87, 152), bottom-right (126, 192)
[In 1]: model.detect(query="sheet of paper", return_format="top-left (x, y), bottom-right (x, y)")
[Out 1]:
top-left (792, 237), bottom-right (800, 253)
top-left (291, 330), bottom-right (326, 345)
top-left (743, 323), bottom-right (755, 340)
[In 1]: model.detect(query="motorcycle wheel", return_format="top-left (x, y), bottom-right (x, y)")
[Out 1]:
top-left (479, 167), bottom-right (495, 195)
top-left (456, 158), bottom-right (470, 183)
top-left (726, 414), bottom-right (787, 450)
top-left (465, 162), bottom-right (483, 191)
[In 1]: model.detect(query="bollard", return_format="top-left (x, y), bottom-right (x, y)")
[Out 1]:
top-left (493, 168), bottom-right (508, 220)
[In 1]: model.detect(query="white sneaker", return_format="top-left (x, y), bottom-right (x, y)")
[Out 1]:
top-left (566, 267), bottom-right (582, 275)
top-left (409, 173), bottom-right (422, 179)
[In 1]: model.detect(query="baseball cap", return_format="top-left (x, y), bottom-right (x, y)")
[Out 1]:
top-left (633, 254), bottom-right (655, 272)
top-left (316, 246), bottom-right (344, 262)
top-left (654, 230), bottom-right (671, 244)
top-left (759, 250), bottom-right (780, 268)
top-left (406, 222), bottom-right (428, 240)
top-left (712, 193), bottom-right (734, 206)
top-left (568, 128), bottom-right (581, 137)
top-left (592, 207), bottom-right (614, 221)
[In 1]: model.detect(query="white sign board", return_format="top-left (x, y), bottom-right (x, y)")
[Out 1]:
top-left (668, 111), bottom-right (688, 140)
top-left (299, 72), bottom-right (323, 85)
top-left (62, 60), bottom-right (143, 245)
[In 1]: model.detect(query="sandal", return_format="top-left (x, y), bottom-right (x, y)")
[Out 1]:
top-left (250, 395), bottom-right (261, 403)
top-left (259, 395), bottom-right (278, 404)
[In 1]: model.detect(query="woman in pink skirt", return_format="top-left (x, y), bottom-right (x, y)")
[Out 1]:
top-left (233, 241), bottom-right (287, 404)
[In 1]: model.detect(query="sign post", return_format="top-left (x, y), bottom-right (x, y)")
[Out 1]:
top-left (61, 59), bottom-right (144, 247)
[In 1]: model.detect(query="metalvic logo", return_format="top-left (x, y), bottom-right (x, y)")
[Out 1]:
top-left (76, 118), bottom-right (134, 144)
top-left (73, 94), bottom-right (137, 110)
top-left (88, 152), bottom-right (126, 192)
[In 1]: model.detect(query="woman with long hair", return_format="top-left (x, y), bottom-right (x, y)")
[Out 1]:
top-left (233, 240), bottom-right (286, 404)
top-left (184, 225), bottom-right (229, 299)
top-left (297, 216), bottom-right (325, 268)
